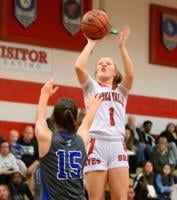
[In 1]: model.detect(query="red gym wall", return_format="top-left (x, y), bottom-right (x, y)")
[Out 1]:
top-left (0, 78), bottom-right (177, 139)
top-left (0, 0), bottom-right (92, 51)
top-left (0, 0), bottom-right (177, 139)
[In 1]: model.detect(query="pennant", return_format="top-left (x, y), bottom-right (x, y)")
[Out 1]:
top-left (62, 0), bottom-right (82, 35)
top-left (14, 0), bottom-right (37, 28)
top-left (161, 13), bottom-right (177, 52)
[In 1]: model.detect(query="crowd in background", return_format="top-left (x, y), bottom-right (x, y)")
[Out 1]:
top-left (0, 115), bottom-right (177, 200)
top-left (125, 115), bottom-right (177, 200)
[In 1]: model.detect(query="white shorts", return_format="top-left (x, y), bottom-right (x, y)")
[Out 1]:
top-left (84, 138), bottom-right (129, 173)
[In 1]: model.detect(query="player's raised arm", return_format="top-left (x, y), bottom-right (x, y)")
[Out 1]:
top-left (119, 26), bottom-right (134, 90)
top-left (35, 78), bottom-right (58, 156)
top-left (74, 37), bottom-right (99, 84)
top-left (77, 94), bottom-right (102, 146)
top-left (75, 10), bottom-right (110, 85)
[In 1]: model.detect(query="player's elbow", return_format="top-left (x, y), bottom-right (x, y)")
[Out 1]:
top-left (127, 74), bottom-right (134, 82)
top-left (74, 62), bottom-right (82, 73)
top-left (34, 121), bottom-right (43, 137)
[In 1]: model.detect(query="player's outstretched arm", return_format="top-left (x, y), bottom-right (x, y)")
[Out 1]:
top-left (74, 37), bottom-right (99, 85)
top-left (77, 94), bottom-right (102, 146)
top-left (35, 78), bottom-right (58, 156)
top-left (118, 26), bottom-right (134, 90)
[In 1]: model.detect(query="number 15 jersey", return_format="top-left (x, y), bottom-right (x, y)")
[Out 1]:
top-left (40, 131), bottom-right (87, 200)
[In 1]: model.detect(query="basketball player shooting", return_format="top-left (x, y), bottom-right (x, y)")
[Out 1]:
top-left (74, 25), bottom-right (134, 200)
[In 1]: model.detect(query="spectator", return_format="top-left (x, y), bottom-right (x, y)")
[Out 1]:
top-left (158, 123), bottom-right (177, 168)
top-left (9, 171), bottom-right (33, 200)
top-left (9, 130), bottom-right (27, 176)
top-left (150, 137), bottom-right (170, 173)
top-left (126, 115), bottom-right (143, 146)
top-left (125, 127), bottom-right (137, 173)
top-left (156, 164), bottom-right (177, 200)
top-left (134, 120), bottom-right (155, 166)
top-left (159, 123), bottom-right (177, 146)
top-left (128, 186), bottom-right (135, 200)
top-left (134, 161), bottom-right (157, 200)
top-left (0, 141), bottom-right (19, 184)
top-left (0, 184), bottom-right (11, 200)
top-left (138, 120), bottom-right (155, 163)
top-left (18, 126), bottom-right (39, 177)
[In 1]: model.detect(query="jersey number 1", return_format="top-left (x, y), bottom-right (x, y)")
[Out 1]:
top-left (109, 107), bottom-right (115, 126)
top-left (56, 150), bottom-right (82, 180)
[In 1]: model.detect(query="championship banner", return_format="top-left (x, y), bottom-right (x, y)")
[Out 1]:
top-left (0, 41), bottom-right (52, 73)
top-left (14, 0), bottom-right (37, 28)
top-left (62, 0), bottom-right (82, 35)
top-left (161, 13), bottom-right (177, 52)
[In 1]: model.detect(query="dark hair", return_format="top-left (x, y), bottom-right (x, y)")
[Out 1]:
top-left (165, 122), bottom-right (175, 132)
top-left (143, 120), bottom-right (153, 127)
top-left (10, 171), bottom-right (23, 180)
top-left (46, 118), bottom-right (55, 132)
top-left (0, 140), bottom-right (10, 149)
top-left (142, 160), bottom-right (153, 168)
top-left (53, 98), bottom-right (78, 133)
top-left (161, 164), bottom-right (173, 186)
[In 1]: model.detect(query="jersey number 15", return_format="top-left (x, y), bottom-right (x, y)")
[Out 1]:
top-left (56, 150), bottom-right (82, 180)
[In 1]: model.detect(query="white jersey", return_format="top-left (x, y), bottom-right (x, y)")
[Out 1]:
top-left (82, 76), bottom-right (129, 140)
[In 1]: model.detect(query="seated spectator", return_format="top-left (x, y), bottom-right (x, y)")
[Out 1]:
top-left (0, 141), bottom-right (19, 184)
top-left (157, 123), bottom-right (177, 168)
top-left (128, 186), bottom-right (135, 200)
top-left (140, 120), bottom-right (155, 160)
top-left (126, 115), bottom-right (147, 166)
top-left (155, 164), bottom-right (177, 200)
top-left (125, 127), bottom-right (137, 173)
top-left (150, 137), bottom-right (170, 173)
top-left (0, 184), bottom-right (11, 200)
top-left (126, 115), bottom-right (143, 146)
top-left (159, 123), bottom-right (177, 146)
top-left (9, 171), bottom-right (33, 200)
top-left (134, 161), bottom-right (157, 200)
top-left (9, 130), bottom-right (27, 176)
top-left (18, 126), bottom-right (39, 177)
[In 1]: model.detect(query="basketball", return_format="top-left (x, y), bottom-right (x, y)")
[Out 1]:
top-left (81, 9), bottom-right (111, 40)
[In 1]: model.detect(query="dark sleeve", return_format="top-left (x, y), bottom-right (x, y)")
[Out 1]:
top-left (24, 183), bottom-right (34, 200)
top-left (0, 134), bottom-right (4, 142)
top-left (34, 140), bottom-right (39, 160)
top-left (139, 131), bottom-right (145, 143)
top-left (173, 175), bottom-right (177, 183)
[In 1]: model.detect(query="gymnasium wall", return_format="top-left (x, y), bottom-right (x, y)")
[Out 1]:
top-left (0, 0), bottom-right (177, 139)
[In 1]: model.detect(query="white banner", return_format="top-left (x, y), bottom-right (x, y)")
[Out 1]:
top-left (0, 41), bottom-right (52, 73)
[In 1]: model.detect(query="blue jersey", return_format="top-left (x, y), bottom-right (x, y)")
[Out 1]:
top-left (40, 131), bottom-right (87, 200)
top-left (10, 143), bottom-right (24, 159)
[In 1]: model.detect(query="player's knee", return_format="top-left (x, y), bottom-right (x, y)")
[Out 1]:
top-left (111, 191), bottom-right (128, 200)
top-left (88, 191), bottom-right (104, 200)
